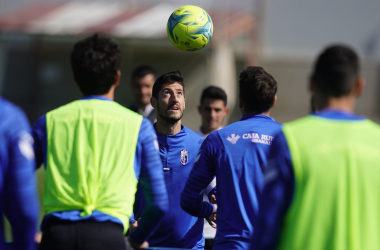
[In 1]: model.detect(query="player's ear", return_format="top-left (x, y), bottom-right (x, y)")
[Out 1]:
top-left (198, 105), bottom-right (201, 114)
top-left (354, 77), bottom-right (365, 97)
top-left (151, 97), bottom-right (157, 108)
top-left (271, 96), bottom-right (277, 108)
top-left (225, 106), bottom-right (229, 115)
top-left (114, 70), bottom-right (121, 87)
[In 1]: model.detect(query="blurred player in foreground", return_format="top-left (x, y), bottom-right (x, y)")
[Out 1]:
top-left (196, 86), bottom-right (229, 138)
top-left (32, 33), bottom-right (168, 250)
top-left (129, 65), bottom-right (157, 124)
top-left (132, 70), bottom-right (205, 249)
top-left (181, 66), bottom-right (282, 250)
top-left (250, 45), bottom-right (380, 250)
top-left (0, 98), bottom-right (39, 250)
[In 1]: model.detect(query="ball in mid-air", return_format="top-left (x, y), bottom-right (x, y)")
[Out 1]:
top-left (167, 5), bottom-right (213, 52)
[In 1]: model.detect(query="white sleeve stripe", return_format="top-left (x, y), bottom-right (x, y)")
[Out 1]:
top-left (205, 177), bottom-right (216, 195)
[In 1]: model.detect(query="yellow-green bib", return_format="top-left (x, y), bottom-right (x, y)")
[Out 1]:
top-left (277, 115), bottom-right (380, 250)
top-left (44, 99), bottom-right (142, 233)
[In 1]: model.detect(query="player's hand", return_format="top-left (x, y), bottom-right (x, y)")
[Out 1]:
top-left (206, 194), bottom-right (217, 229)
top-left (35, 232), bottom-right (42, 243)
top-left (129, 219), bottom-right (140, 234)
top-left (128, 237), bottom-right (149, 249)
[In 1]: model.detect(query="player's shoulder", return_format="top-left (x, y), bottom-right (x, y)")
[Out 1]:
top-left (0, 97), bottom-right (23, 115)
top-left (183, 126), bottom-right (204, 146)
top-left (0, 97), bottom-right (29, 126)
top-left (263, 119), bottom-right (283, 134)
top-left (215, 120), bottom-right (244, 136)
top-left (138, 118), bottom-right (156, 136)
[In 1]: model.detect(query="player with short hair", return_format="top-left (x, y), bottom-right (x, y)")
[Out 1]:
top-left (0, 97), bottom-right (39, 250)
top-left (180, 66), bottom-right (282, 250)
top-left (250, 45), bottom-right (380, 250)
top-left (195, 86), bottom-right (229, 247)
top-left (129, 65), bottom-right (157, 124)
top-left (32, 33), bottom-right (168, 250)
top-left (132, 70), bottom-right (205, 249)
top-left (196, 86), bottom-right (229, 138)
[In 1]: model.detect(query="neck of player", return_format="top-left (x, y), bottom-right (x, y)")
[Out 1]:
top-left (242, 110), bottom-right (271, 117)
top-left (100, 85), bottom-right (116, 101)
top-left (316, 95), bottom-right (356, 113)
top-left (89, 70), bottom-right (120, 101)
top-left (155, 118), bottom-right (182, 135)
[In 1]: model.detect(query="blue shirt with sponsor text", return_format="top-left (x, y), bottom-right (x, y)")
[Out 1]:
top-left (180, 114), bottom-right (282, 250)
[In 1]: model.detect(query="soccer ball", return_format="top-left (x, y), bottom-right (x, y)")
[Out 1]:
top-left (167, 5), bottom-right (213, 52)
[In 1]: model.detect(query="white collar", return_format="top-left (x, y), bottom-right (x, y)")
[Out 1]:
top-left (138, 104), bottom-right (154, 118)
top-left (195, 127), bottom-right (222, 138)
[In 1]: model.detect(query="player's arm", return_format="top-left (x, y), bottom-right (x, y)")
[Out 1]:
top-left (129, 119), bottom-right (168, 245)
top-left (250, 131), bottom-right (295, 250)
top-left (31, 115), bottom-right (46, 169)
top-left (3, 110), bottom-right (39, 250)
top-left (180, 133), bottom-right (220, 219)
top-left (205, 177), bottom-right (216, 201)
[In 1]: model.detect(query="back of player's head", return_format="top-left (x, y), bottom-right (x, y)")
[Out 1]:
top-left (71, 33), bottom-right (121, 96)
top-left (312, 45), bottom-right (359, 97)
top-left (200, 86), bottom-right (227, 106)
top-left (131, 65), bottom-right (156, 83)
top-left (152, 70), bottom-right (185, 99)
top-left (239, 66), bottom-right (277, 114)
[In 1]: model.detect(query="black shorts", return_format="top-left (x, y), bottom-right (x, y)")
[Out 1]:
top-left (39, 218), bottom-right (132, 250)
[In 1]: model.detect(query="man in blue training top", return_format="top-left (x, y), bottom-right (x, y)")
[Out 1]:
top-left (0, 97), bottom-right (39, 250)
top-left (132, 70), bottom-right (205, 249)
top-left (250, 45), bottom-right (380, 250)
top-left (180, 66), bottom-right (282, 250)
top-left (32, 33), bottom-right (168, 250)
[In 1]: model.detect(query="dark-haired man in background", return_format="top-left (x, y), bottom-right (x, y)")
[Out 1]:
top-left (181, 66), bottom-right (282, 250)
top-left (32, 33), bottom-right (168, 250)
top-left (250, 45), bottom-right (380, 250)
top-left (196, 86), bottom-right (229, 138)
top-left (195, 86), bottom-right (229, 248)
top-left (129, 65), bottom-right (157, 124)
top-left (132, 70), bottom-right (205, 249)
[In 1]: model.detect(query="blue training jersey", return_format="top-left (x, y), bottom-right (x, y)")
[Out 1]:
top-left (0, 97), bottom-right (39, 250)
top-left (32, 95), bottom-right (168, 245)
top-left (250, 109), bottom-right (367, 250)
top-left (134, 125), bottom-right (205, 249)
top-left (181, 114), bottom-right (282, 250)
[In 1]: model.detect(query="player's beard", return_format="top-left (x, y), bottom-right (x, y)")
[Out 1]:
top-left (156, 102), bottom-right (184, 125)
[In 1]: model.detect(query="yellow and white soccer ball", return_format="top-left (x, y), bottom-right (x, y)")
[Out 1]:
top-left (167, 5), bottom-right (213, 52)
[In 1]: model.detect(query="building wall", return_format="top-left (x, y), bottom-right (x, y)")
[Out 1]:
top-left (260, 56), bottom-right (380, 124)
top-left (0, 34), bottom-right (216, 130)
top-left (262, 0), bottom-right (380, 58)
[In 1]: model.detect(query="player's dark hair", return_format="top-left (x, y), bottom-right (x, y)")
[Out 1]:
top-left (200, 86), bottom-right (227, 106)
top-left (131, 65), bottom-right (156, 83)
top-left (239, 66), bottom-right (277, 114)
top-left (312, 45), bottom-right (359, 97)
top-left (152, 70), bottom-right (185, 99)
top-left (71, 33), bottom-right (121, 96)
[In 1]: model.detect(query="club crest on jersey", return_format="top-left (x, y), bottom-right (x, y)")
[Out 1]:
top-left (180, 149), bottom-right (188, 165)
